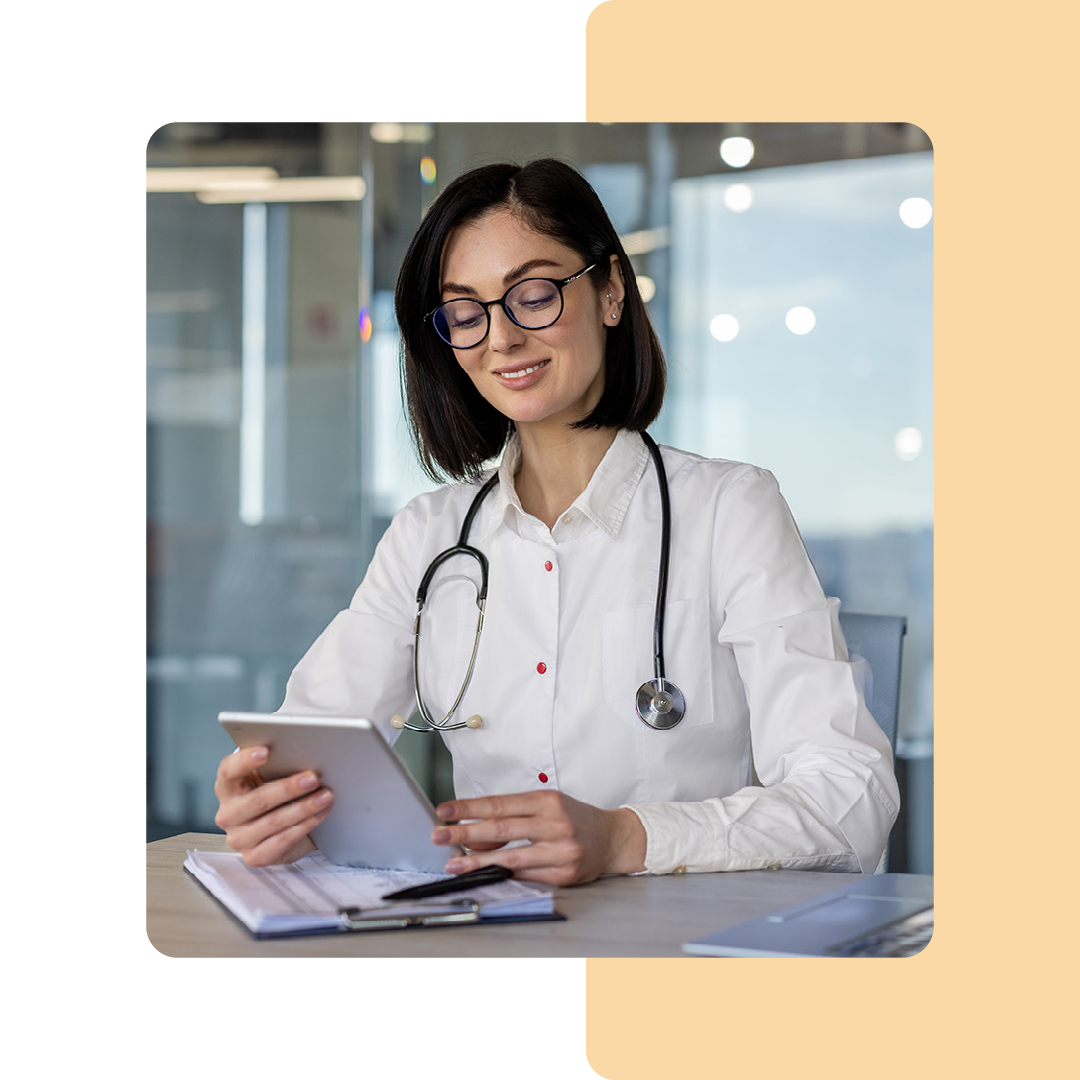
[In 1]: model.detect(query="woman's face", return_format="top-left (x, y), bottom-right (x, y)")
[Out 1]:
top-left (439, 209), bottom-right (623, 433)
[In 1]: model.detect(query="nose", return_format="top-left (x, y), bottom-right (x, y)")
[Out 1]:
top-left (486, 303), bottom-right (526, 352)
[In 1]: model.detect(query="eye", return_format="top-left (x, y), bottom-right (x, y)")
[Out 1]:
top-left (443, 301), bottom-right (485, 328)
top-left (508, 280), bottom-right (559, 312)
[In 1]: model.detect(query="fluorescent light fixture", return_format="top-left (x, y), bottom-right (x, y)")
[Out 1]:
top-left (196, 176), bottom-right (366, 203)
top-left (370, 122), bottom-right (405, 143)
top-left (370, 122), bottom-right (433, 143)
top-left (146, 167), bottom-right (279, 192)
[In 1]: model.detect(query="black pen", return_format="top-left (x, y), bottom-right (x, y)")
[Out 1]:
top-left (381, 864), bottom-right (513, 901)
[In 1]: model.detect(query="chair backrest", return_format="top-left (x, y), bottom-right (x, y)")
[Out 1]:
top-left (837, 612), bottom-right (907, 753)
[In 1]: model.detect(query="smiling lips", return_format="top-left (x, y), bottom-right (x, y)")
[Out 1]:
top-left (493, 359), bottom-right (550, 385)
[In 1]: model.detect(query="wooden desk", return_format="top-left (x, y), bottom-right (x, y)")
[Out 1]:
top-left (148, 833), bottom-right (865, 957)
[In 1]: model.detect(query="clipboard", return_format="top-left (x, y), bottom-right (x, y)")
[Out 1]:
top-left (183, 848), bottom-right (563, 939)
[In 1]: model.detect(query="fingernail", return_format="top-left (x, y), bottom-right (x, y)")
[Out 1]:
top-left (315, 789), bottom-right (333, 805)
top-left (432, 828), bottom-right (451, 844)
top-left (436, 803), bottom-right (455, 819)
top-left (298, 772), bottom-right (318, 790)
top-left (251, 747), bottom-right (268, 762)
top-left (445, 860), bottom-right (464, 873)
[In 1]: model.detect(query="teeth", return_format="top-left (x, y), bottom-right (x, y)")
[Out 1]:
top-left (499, 361), bottom-right (547, 380)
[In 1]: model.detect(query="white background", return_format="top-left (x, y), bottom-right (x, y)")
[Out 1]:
top-left (6, 3), bottom-right (604, 1077)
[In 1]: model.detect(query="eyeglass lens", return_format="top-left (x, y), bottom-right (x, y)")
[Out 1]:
top-left (433, 278), bottom-right (563, 349)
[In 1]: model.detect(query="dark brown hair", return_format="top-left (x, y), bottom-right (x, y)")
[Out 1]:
top-left (395, 158), bottom-right (666, 481)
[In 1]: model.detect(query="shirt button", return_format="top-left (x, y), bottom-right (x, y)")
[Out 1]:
top-left (536, 662), bottom-right (547, 674)
top-left (674, 865), bottom-right (687, 874)
top-left (561, 513), bottom-right (573, 525)
top-left (544, 560), bottom-right (553, 572)
top-left (538, 772), bottom-right (548, 784)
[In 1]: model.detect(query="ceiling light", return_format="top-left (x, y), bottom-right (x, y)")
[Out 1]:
top-left (196, 177), bottom-right (367, 203)
top-left (146, 167), bottom-right (279, 192)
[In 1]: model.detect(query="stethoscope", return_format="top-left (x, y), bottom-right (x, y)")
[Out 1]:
top-left (390, 431), bottom-right (686, 734)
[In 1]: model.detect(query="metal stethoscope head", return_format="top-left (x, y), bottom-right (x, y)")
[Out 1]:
top-left (391, 433), bottom-right (685, 733)
top-left (633, 432), bottom-right (686, 729)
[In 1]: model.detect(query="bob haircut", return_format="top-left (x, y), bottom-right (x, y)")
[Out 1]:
top-left (394, 158), bottom-right (667, 482)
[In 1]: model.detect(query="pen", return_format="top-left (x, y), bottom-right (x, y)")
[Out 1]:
top-left (381, 864), bottom-right (513, 901)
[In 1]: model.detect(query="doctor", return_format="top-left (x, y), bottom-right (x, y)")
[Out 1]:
top-left (213, 158), bottom-right (899, 884)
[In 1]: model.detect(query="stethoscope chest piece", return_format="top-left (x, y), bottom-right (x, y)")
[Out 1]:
top-left (636, 679), bottom-right (686, 730)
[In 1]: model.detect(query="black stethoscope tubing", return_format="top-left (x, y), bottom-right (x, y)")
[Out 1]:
top-left (394, 431), bottom-right (685, 733)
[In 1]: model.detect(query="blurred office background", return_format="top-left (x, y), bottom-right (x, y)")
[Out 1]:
top-left (147, 122), bottom-right (933, 871)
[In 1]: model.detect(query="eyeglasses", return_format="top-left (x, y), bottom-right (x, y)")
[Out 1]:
top-left (426, 264), bottom-right (597, 350)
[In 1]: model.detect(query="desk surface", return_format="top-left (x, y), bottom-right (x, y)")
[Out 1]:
top-left (148, 833), bottom-right (867, 958)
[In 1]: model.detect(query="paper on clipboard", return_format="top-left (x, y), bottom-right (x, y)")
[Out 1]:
top-left (184, 848), bottom-right (557, 936)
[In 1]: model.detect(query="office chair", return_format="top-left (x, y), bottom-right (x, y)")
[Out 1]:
top-left (837, 611), bottom-right (907, 873)
top-left (837, 612), bottom-right (906, 753)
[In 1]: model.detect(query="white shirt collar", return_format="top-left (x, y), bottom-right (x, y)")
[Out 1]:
top-left (480, 428), bottom-right (650, 542)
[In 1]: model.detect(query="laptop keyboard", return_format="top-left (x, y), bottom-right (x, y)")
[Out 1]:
top-left (828, 907), bottom-right (934, 957)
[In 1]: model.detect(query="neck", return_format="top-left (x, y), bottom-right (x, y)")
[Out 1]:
top-left (513, 425), bottom-right (619, 530)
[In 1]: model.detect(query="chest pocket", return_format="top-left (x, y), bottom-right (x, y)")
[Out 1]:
top-left (601, 596), bottom-right (715, 730)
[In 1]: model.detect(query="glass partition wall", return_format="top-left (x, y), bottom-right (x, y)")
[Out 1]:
top-left (147, 122), bottom-right (933, 870)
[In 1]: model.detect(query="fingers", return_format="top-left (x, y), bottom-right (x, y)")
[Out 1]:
top-left (215, 766), bottom-right (328, 828)
top-left (440, 840), bottom-right (586, 888)
top-left (222, 784), bottom-right (334, 855)
top-left (436, 791), bottom-right (553, 823)
top-left (433, 810), bottom-right (572, 851)
top-left (214, 746), bottom-right (334, 863)
top-left (431, 790), bottom-right (597, 887)
top-left (214, 745), bottom-right (269, 797)
top-left (240, 812), bottom-right (328, 867)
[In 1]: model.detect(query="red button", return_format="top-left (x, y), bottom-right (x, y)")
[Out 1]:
top-left (544, 561), bottom-right (553, 572)
top-left (538, 772), bottom-right (549, 784)
top-left (536, 662), bottom-right (547, 674)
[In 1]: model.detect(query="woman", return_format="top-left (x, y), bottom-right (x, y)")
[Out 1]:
top-left (214, 158), bottom-right (899, 885)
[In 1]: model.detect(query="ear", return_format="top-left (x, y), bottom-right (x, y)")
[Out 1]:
top-left (603, 253), bottom-right (626, 325)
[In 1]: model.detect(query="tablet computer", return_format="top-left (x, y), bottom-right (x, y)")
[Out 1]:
top-left (217, 712), bottom-right (462, 873)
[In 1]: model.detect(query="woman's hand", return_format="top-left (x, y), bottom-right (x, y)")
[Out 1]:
top-left (430, 790), bottom-right (647, 886)
top-left (213, 745), bottom-right (334, 866)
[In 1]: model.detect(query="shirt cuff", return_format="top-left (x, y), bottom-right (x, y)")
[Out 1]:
top-left (621, 796), bottom-right (858, 875)
top-left (621, 801), bottom-right (726, 874)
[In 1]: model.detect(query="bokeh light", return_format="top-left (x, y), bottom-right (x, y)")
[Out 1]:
top-left (420, 156), bottom-right (437, 184)
top-left (709, 314), bottom-right (740, 342)
top-left (895, 427), bottom-right (923, 460)
top-left (719, 137), bottom-right (755, 168)
top-left (723, 183), bottom-right (754, 212)
top-left (784, 306), bottom-right (816, 334)
top-left (899, 196), bottom-right (933, 228)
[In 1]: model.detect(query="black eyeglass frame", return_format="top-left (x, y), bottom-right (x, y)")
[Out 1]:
top-left (425, 263), bottom-right (598, 350)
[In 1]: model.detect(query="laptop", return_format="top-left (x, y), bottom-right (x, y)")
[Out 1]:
top-left (682, 873), bottom-right (933, 958)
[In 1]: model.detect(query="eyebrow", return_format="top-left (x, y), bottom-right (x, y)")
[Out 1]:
top-left (441, 258), bottom-right (564, 298)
